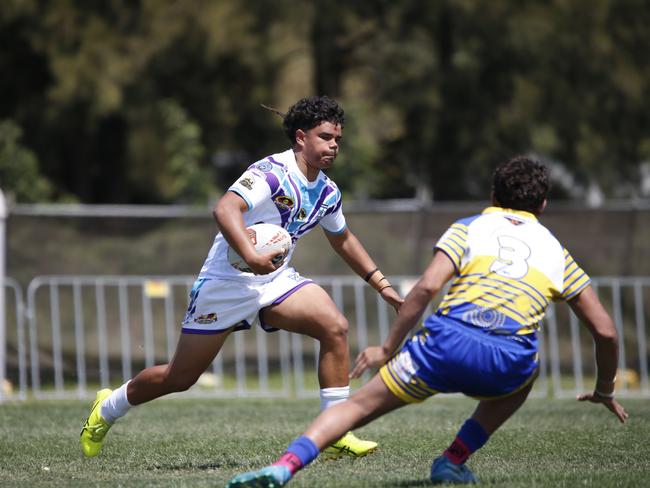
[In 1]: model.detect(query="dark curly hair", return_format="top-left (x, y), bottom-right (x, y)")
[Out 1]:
top-left (492, 155), bottom-right (549, 214)
top-left (281, 96), bottom-right (345, 143)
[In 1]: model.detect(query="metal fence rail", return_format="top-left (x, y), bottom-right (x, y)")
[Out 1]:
top-left (2, 275), bottom-right (650, 401)
top-left (2, 277), bottom-right (27, 400)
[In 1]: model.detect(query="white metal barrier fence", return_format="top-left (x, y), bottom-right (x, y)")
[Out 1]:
top-left (2, 275), bottom-right (649, 401)
top-left (2, 277), bottom-right (27, 400)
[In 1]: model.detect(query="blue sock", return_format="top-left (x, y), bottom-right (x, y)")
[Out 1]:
top-left (458, 418), bottom-right (489, 452)
top-left (278, 435), bottom-right (319, 472)
top-left (444, 418), bottom-right (489, 464)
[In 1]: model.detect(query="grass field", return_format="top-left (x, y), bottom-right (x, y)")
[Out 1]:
top-left (0, 396), bottom-right (648, 487)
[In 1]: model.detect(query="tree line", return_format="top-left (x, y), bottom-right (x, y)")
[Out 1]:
top-left (1, 0), bottom-right (649, 204)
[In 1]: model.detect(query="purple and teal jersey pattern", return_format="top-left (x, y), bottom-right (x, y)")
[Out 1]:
top-left (199, 149), bottom-right (346, 281)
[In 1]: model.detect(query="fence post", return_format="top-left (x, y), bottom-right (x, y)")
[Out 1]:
top-left (0, 189), bottom-right (6, 402)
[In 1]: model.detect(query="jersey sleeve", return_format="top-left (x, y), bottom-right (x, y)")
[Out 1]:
top-left (319, 192), bottom-right (347, 234)
top-left (561, 248), bottom-right (591, 300)
top-left (227, 168), bottom-right (272, 211)
top-left (434, 222), bottom-right (469, 271)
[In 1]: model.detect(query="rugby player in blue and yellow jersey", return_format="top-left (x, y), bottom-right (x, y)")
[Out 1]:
top-left (227, 156), bottom-right (628, 487)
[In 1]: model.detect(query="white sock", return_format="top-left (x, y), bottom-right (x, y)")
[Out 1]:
top-left (320, 386), bottom-right (350, 411)
top-left (100, 381), bottom-right (133, 424)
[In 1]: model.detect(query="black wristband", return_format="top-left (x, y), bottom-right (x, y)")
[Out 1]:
top-left (594, 389), bottom-right (615, 399)
top-left (364, 268), bottom-right (380, 282)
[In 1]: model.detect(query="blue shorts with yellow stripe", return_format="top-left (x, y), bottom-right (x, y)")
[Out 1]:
top-left (379, 314), bottom-right (539, 403)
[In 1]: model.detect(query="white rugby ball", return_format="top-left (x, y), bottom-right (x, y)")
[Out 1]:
top-left (227, 223), bottom-right (291, 273)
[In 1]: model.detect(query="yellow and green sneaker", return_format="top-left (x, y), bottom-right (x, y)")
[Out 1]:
top-left (80, 388), bottom-right (113, 457)
top-left (322, 431), bottom-right (378, 460)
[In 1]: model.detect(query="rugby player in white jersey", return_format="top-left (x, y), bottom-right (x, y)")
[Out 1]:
top-left (80, 96), bottom-right (403, 459)
top-left (226, 155), bottom-right (628, 487)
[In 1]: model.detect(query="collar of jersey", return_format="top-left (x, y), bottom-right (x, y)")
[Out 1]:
top-left (482, 206), bottom-right (538, 222)
top-left (280, 149), bottom-right (324, 188)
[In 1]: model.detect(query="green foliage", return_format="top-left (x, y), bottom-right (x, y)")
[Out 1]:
top-left (1, 0), bottom-right (649, 202)
top-left (0, 119), bottom-right (52, 202)
top-left (126, 99), bottom-right (214, 204)
top-left (159, 100), bottom-right (213, 203)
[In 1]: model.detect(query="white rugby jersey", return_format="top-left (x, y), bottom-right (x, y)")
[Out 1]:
top-left (199, 149), bottom-right (347, 281)
top-left (435, 207), bottom-right (591, 335)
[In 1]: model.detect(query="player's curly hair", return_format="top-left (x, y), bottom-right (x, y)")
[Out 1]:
top-left (263, 96), bottom-right (345, 144)
top-left (492, 155), bottom-right (549, 214)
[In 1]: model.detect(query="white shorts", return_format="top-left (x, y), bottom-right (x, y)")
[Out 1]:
top-left (181, 267), bottom-right (313, 335)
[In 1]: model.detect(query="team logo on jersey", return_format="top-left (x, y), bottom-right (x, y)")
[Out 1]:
top-left (256, 161), bottom-right (273, 172)
top-left (297, 208), bottom-right (307, 220)
top-left (274, 195), bottom-right (294, 210)
top-left (505, 217), bottom-right (524, 226)
top-left (391, 350), bottom-right (418, 382)
top-left (238, 177), bottom-right (254, 190)
top-left (194, 312), bottom-right (218, 324)
top-left (316, 204), bottom-right (329, 218)
top-left (462, 306), bottom-right (506, 330)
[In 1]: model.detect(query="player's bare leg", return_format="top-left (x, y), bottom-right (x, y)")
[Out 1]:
top-left (263, 283), bottom-right (349, 387)
top-left (127, 329), bottom-right (232, 404)
top-left (304, 373), bottom-right (407, 449)
top-left (262, 283), bottom-right (379, 458)
top-left (80, 329), bottom-right (232, 457)
top-left (227, 374), bottom-right (406, 488)
top-left (471, 381), bottom-right (534, 434)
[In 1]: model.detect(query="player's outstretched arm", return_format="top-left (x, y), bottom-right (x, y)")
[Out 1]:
top-left (569, 286), bottom-right (629, 423)
top-left (213, 193), bottom-right (283, 275)
top-left (324, 228), bottom-right (403, 311)
top-left (350, 250), bottom-right (455, 379)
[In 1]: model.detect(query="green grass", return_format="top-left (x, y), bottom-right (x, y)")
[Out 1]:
top-left (0, 396), bottom-right (647, 487)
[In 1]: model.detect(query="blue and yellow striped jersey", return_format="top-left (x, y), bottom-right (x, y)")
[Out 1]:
top-left (435, 207), bottom-right (590, 335)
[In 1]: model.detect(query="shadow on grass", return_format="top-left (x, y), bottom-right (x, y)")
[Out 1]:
top-left (377, 479), bottom-right (432, 487)
top-left (143, 460), bottom-right (244, 471)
